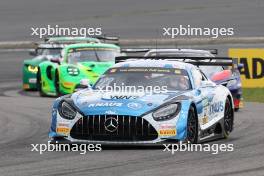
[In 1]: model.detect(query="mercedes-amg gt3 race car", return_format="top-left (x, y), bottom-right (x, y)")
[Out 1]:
top-left (49, 56), bottom-right (234, 144)
top-left (38, 42), bottom-right (121, 96)
top-left (144, 49), bottom-right (243, 111)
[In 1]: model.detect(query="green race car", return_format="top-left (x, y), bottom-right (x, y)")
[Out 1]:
top-left (37, 42), bottom-right (121, 96)
top-left (22, 43), bottom-right (65, 90)
top-left (22, 37), bottom-right (101, 90)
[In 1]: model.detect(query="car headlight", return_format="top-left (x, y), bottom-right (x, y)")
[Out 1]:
top-left (27, 65), bottom-right (38, 73)
top-left (152, 103), bottom-right (180, 121)
top-left (59, 101), bottom-right (77, 120)
top-left (67, 66), bottom-right (79, 76)
top-left (226, 79), bottom-right (237, 87)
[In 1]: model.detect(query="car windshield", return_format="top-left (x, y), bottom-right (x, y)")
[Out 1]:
top-left (200, 66), bottom-right (224, 78)
top-left (37, 48), bottom-right (62, 56)
top-left (67, 48), bottom-right (119, 64)
top-left (94, 67), bottom-right (192, 92)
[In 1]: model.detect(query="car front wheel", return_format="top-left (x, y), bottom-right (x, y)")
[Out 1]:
top-left (186, 106), bottom-right (198, 143)
top-left (223, 98), bottom-right (234, 138)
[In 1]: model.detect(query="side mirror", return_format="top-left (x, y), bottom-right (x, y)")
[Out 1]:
top-left (238, 63), bottom-right (244, 69)
top-left (29, 50), bottom-right (37, 56)
top-left (75, 79), bottom-right (92, 92)
top-left (80, 79), bottom-right (92, 89)
top-left (50, 57), bottom-right (61, 64)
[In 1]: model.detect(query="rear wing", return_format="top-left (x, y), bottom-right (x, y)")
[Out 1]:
top-left (44, 35), bottom-right (119, 44)
top-left (121, 48), bottom-right (218, 55)
top-left (121, 48), bottom-right (150, 53)
top-left (35, 43), bottom-right (66, 49)
top-left (45, 38), bottom-right (100, 44)
top-left (115, 56), bottom-right (233, 67)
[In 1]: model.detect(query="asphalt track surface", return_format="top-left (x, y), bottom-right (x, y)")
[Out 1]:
top-left (1, 0), bottom-right (264, 41)
top-left (0, 50), bottom-right (263, 176)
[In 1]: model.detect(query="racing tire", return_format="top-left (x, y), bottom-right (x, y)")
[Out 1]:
top-left (55, 70), bottom-right (62, 97)
top-left (36, 69), bottom-right (46, 97)
top-left (186, 106), bottom-right (198, 144)
top-left (223, 98), bottom-right (234, 138)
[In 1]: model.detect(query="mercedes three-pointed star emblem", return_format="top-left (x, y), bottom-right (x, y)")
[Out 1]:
top-left (104, 117), bottom-right (118, 132)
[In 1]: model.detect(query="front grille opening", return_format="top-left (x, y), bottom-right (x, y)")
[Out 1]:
top-left (70, 115), bottom-right (158, 141)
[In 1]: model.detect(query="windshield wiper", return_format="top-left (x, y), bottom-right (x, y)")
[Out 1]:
top-left (93, 48), bottom-right (100, 62)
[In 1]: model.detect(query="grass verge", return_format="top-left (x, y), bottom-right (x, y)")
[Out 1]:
top-left (242, 88), bottom-right (264, 103)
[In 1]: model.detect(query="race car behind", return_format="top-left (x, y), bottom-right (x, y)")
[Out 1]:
top-left (144, 49), bottom-right (243, 111)
top-left (23, 36), bottom-right (102, 90)
top-left (23, 43), bottom-right (65, 90)
top-left (37, 42), bottom-right (121, 96)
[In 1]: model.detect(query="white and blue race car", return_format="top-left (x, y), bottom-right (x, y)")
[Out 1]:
top-left (49, 56), bottom-right (234, 144)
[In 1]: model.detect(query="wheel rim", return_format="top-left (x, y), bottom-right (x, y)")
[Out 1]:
top-left (187, 110), bottom-right (197, 143)
top-left (224, 100), bottom-right (233, 134)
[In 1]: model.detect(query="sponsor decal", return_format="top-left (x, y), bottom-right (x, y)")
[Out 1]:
top-left (29, 78), bottom-right (37, 83)
top-left (159, 124), bottom-right (176, 137)
top-left (202, 116), bottom-right (209, 125)
top-left (229, 48), bottom-right (264, 87)
top-left (56, 127), bottom-right (70, 135)
top-left (107, 67), bottom-right (188, 76)
top-left (110, 95), bottom-right (137, 99)
top-left (159, 129), bottom-right (177, 136)
top-left (127, 102), bottom-right (143, 110)
top-left (105, 110), bottom-right (117, 114)
top-left (88, 102), bottom-right (123, 107)
top-left (209, 101), bottom-right (224, 114)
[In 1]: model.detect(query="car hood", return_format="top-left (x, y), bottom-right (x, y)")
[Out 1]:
top-left (23, 58), bottom-right (43, 66)
top-left (71, 89), bottom-right (184, 116)
top-left (77, 61), bottom-right (114, 75)
top-left (24, 55), bottom-right (61, 66)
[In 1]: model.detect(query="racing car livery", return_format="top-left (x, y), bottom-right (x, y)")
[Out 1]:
top-left (144, 49), bottom-right (243, 111)
top-left (23, 43), bottom-right (65, 90)
top-left (49, 57), bottom-right (234, 144)
top-left (38, 43), bottom-right (121, 96)
top-left (22, 36), bottom-right (101, 90)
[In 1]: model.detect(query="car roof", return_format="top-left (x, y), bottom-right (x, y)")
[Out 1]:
top-left (64, 43), bottom-right (120, 50)
top-left (113, 59), bottom-right (196, 71)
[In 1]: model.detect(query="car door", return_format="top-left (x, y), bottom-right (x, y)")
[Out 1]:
top-left (199, 71), bottom-right (217, 127)
top-left (191, 68), bottom-right (215, 128)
